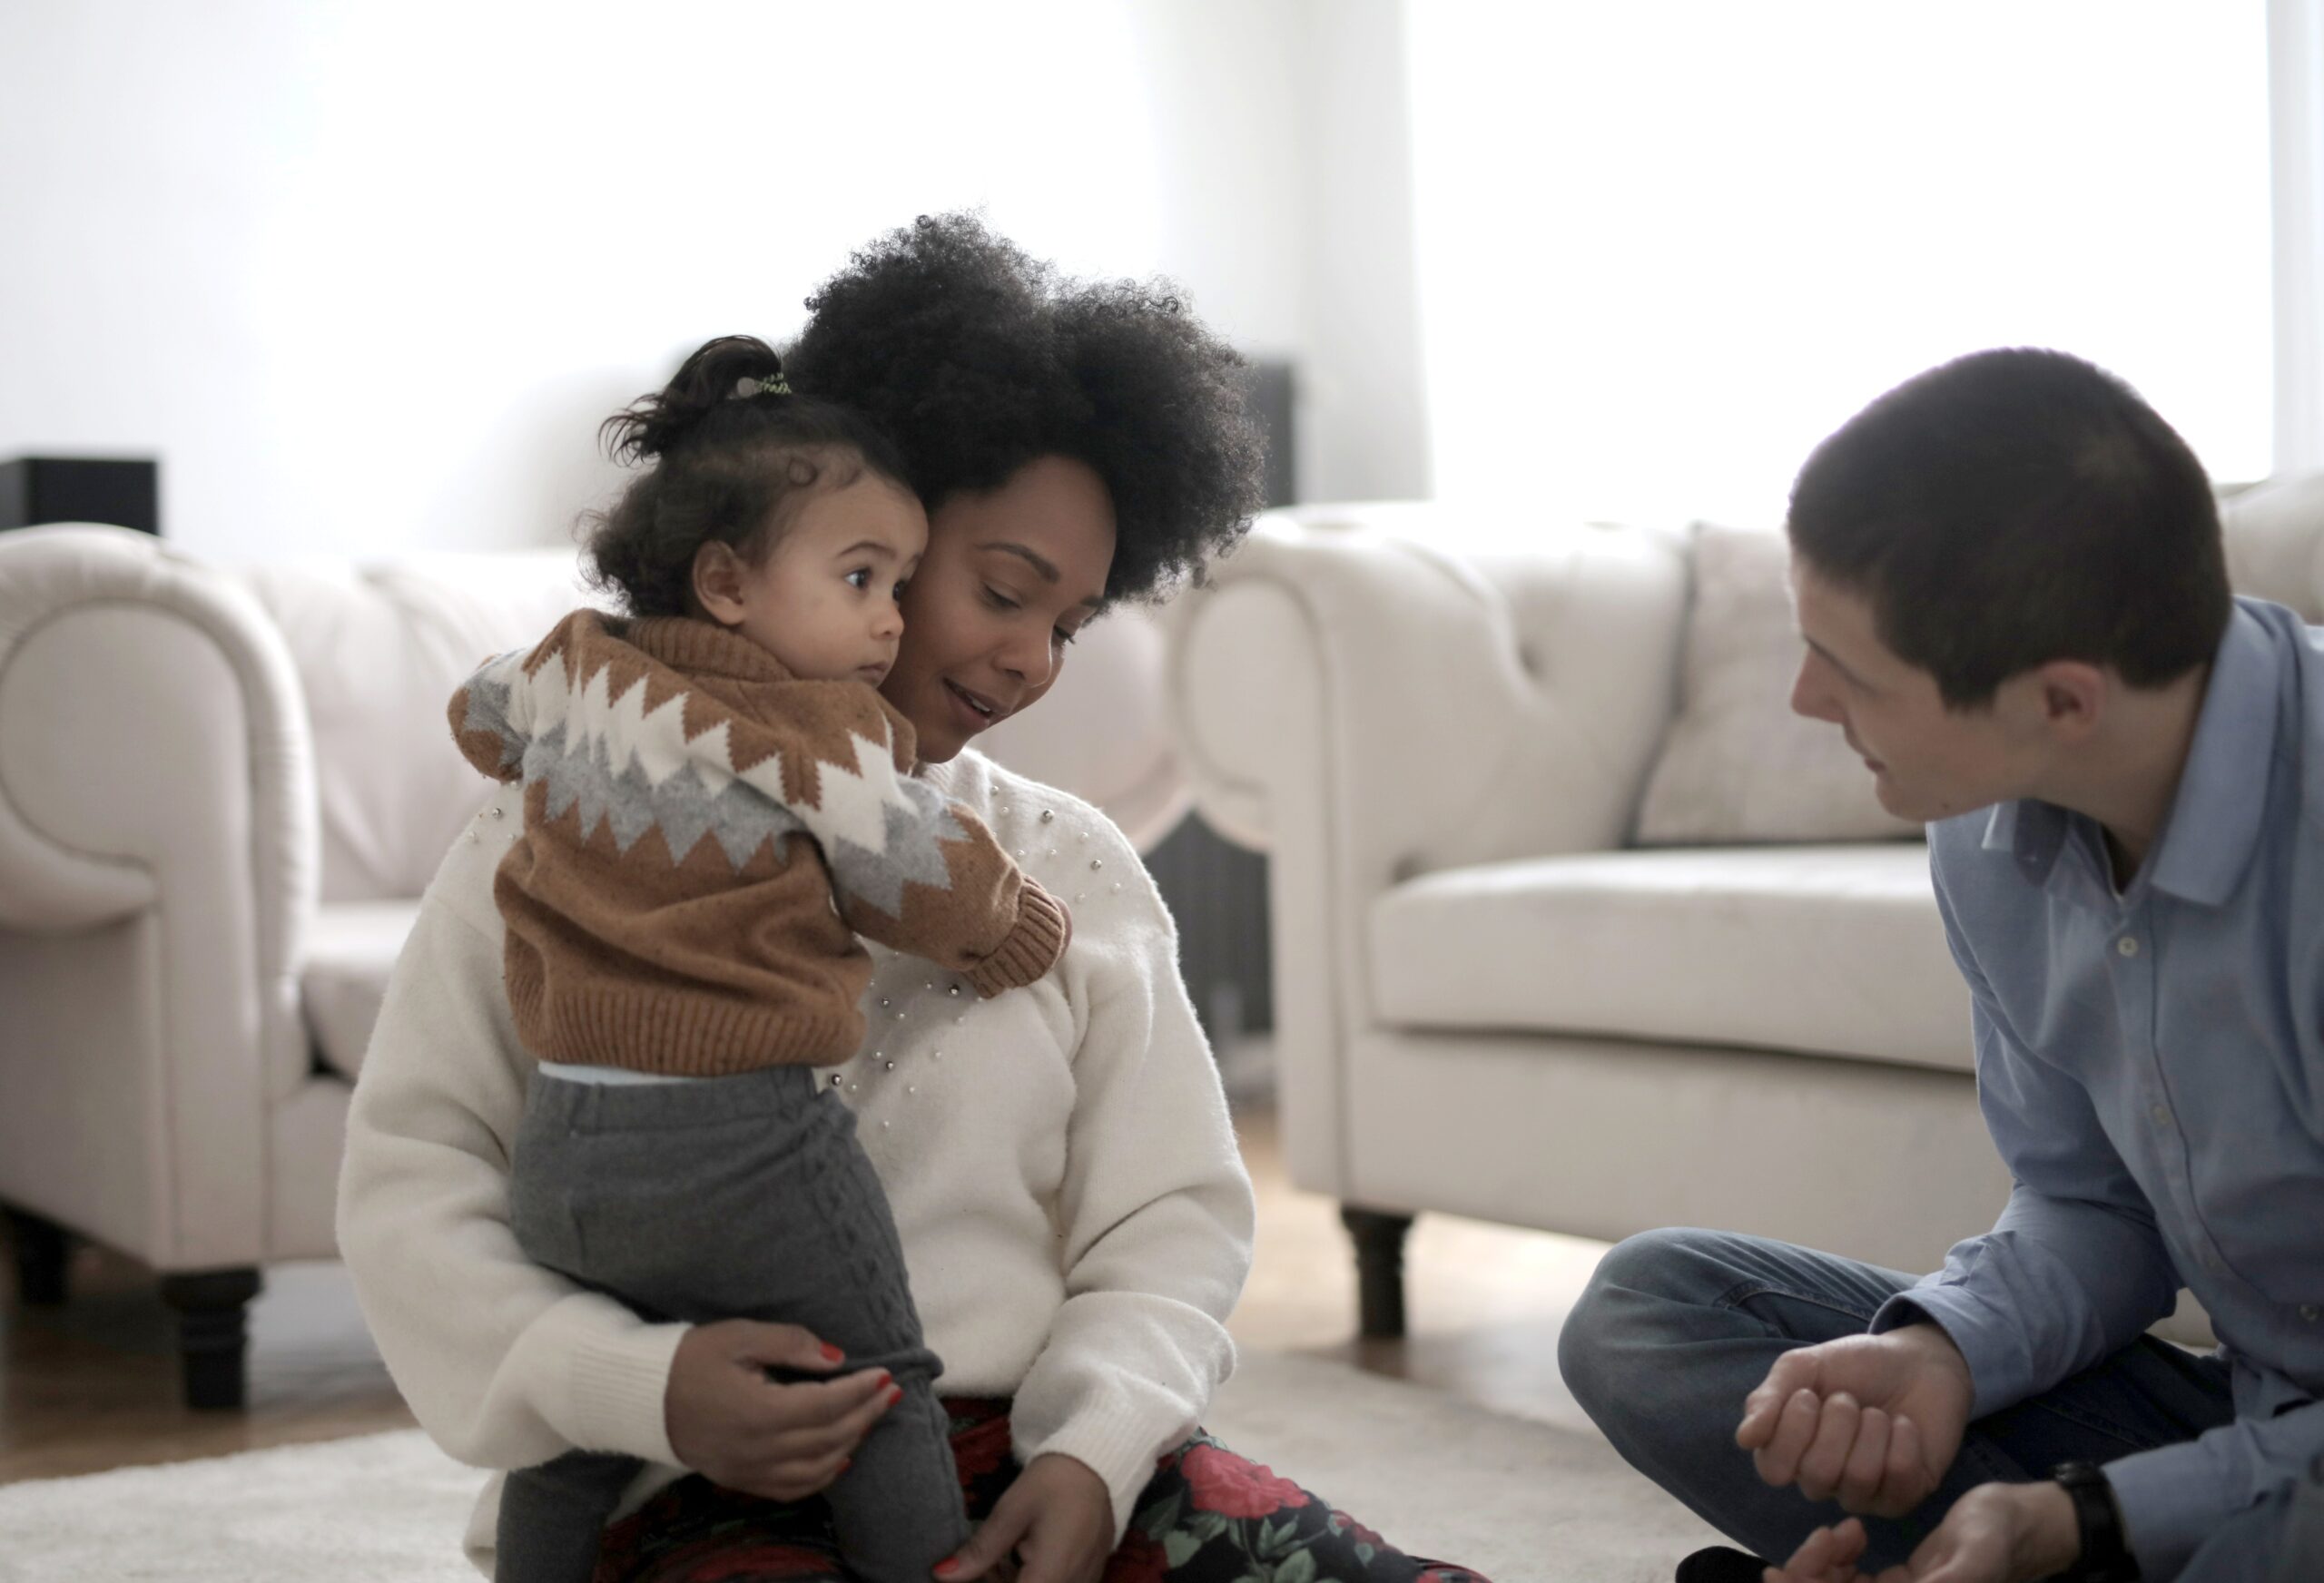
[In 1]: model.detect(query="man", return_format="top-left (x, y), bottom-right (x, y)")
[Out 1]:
top-left (1557, 349), bottom-right (2324, 1583)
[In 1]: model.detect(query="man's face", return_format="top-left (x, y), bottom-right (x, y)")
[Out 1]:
top-left (1787, 561), bottom-right (2041, 823)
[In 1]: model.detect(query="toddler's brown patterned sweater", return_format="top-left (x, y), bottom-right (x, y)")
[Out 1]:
top-left (448, 610), bottom-right (1068, 1076)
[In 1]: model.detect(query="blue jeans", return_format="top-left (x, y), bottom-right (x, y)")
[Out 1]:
top-left (1557, 1228), bottom-right (2242, 1575)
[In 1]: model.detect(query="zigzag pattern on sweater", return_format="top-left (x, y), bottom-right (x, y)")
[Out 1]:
top-left (459, 649), bottom-right (968, 920)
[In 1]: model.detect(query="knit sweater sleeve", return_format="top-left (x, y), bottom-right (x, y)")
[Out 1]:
top-left (1005, 814), bottom-right (1256, 1539)
top-left (753, 682), bottom-right (1070, 998)
top-left (335, 835), bottom-right (686, 1474)
top-left (447, 640), bottom-right (550, 784)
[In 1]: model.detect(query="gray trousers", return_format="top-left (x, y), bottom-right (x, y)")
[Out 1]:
top-left (497, 1064), bottom-right (966, 1583)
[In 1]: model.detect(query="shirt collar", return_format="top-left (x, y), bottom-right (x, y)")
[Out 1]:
top-left (2146, 601), bottom-right (2281, 906)
top-left (1980, 601), bottom-right (2282, 908)
top-left (1981, 798), bottom-right (2072, 890)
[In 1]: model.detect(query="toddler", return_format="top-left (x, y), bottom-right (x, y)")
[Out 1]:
top-left (448, 336), bottom-right (1070, 1583)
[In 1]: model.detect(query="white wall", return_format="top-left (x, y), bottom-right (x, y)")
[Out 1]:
top-left (1404, 3), bottom-right (2280, 527)
top-left (0, 1), bottom-right (1424, 560)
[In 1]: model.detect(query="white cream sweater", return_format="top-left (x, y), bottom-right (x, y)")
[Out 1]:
top-left (335, 752), bottom-right (1256, 1574)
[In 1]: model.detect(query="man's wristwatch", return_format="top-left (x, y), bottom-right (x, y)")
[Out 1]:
top-left (2048, 1461), bottom-right (2141, 1583)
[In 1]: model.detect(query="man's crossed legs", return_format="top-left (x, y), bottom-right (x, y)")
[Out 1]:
top-left (1553, 1227), bottom-right (2313, 1578)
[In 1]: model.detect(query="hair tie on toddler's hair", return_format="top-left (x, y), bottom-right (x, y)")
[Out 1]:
top-left (730, 373), bottom-right (793, 400)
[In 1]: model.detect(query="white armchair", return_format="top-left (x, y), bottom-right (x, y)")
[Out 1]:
top-left (1167, 477), bottom-right (2324, 1342)
top-left (0, 523), bottom-right (1187, 1407)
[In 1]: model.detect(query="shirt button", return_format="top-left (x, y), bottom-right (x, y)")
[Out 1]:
top-left (2303, 1305), bottom-right (2319, 1323)
top-left (2204, 1252), bottom-right (2224, 1274)
top-left (2151, 1104), bottom-right (2171, 1126)
top-left (2117, 936), bottom-right (2141, 958)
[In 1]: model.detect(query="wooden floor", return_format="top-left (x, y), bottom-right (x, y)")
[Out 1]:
top-left (0, 1096), bottom-right (1610, 1485)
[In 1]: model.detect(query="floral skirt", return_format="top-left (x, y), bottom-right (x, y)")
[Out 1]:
top-left (593, 1397), bottom-right (1491, 1583)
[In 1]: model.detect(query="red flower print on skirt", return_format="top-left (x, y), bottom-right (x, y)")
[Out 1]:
top-left (1177, 1443), bottom-right (1310, 1519)
top-left (591, 1412), bottom-right (1493, 1583)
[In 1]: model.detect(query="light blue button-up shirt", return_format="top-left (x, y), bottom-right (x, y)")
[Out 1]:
top-left (1870, 598), bottom-right (2324, 1580)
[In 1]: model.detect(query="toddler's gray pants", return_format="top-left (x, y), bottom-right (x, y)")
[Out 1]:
top-left (495, 1062), bottom-right (965, 1583)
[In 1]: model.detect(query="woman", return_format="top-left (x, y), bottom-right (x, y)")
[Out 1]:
top-left (338, 213), bottom-right (1486, 1583)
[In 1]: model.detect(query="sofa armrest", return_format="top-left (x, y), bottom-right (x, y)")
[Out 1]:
top-left (1165, 505), bottom-right (1689, 1193)
top-left (0, 525), bottom-right (320, 1266)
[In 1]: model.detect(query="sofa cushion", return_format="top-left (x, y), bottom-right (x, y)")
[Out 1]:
top-left (1367, 844), bottom-right (1971, 1074)
top-left (300, 900), bottom-right (423, 1080)
top-left (1634, 524), bottom-right (1921, 845)
top-left (237, 552), bottom-right (604, 905)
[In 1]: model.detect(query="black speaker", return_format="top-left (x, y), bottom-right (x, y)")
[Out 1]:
top-left (1242, 360), bottom-right (1295, 510)
top-left (0, 457), bottom-right (161, 536)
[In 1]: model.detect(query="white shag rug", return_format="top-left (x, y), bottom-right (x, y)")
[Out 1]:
top-left (0, 1352), bottom-right (1718, 1582)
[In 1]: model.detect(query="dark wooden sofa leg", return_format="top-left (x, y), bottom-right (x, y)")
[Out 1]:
top-left (160, 1269), bottom-right (263, 1411)
top-left (5, 1208), bottom-right (73, 1307)
top-left (1340, 1205), bottom-right (1415, 1340)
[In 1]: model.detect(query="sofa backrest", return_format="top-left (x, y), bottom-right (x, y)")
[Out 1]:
top-left (235, 547), bottom-right (1194, 904)
top-left (1630, 469), bottom-right (2324, 849)
top-left (236, 552), bottom-right (604, 904)
top-left (2221, 471), bottom-right (2324, 624)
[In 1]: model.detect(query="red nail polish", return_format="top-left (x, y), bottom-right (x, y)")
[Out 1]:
top-left (886, 1384), bottom-right (904, 1407)
top-left (934, 1563), bottom-right (960, 1578)
top-left (820, 1343), bottom-right (844, 1362)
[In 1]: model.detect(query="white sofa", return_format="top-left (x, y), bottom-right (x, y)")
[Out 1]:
top-left (1167, 474), bottom-right (2324, 1343)
top-left (0, 523), bottom-right (1187, 1407)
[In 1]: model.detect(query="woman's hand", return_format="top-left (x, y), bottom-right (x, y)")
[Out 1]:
top-left (664, 1321), bottom-right (900, 1501)
top-left (937, 1453), bottom-right (1113, 1583)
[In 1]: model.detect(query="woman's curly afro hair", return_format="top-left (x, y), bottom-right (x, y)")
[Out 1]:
top-left (783, 212), bottom-right (1267, 607)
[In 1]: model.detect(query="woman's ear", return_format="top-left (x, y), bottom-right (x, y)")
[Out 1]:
top-left (691, 540), bottom-right (749, 627)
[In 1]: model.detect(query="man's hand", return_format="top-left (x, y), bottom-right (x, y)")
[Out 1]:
top-left (936, 1453), bottom-right (1113, 1583)
top-left (1765, 1480), bottom-right (2079, 1583)
top-left (1736, 1322), bottom-right (1975, 1517)
top-left (665, 1321), bottom-right (899, 1501)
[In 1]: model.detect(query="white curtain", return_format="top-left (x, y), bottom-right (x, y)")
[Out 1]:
top-left (1405, 3), bottom-right (2279, 529)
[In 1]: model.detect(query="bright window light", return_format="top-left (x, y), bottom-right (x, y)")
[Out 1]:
top-left (1406, 4), bottom-right (2275, 529)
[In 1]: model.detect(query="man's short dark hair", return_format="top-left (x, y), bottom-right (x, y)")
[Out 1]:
top-left (1787, 347), bottom-right (2231, 709)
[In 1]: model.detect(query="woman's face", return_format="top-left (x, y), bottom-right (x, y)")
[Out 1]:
top-left (881, 454), bottom-right (1117, 763)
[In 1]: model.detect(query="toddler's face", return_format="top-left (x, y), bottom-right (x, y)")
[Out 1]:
top-left (719, 477), bottom-right (929, 684)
